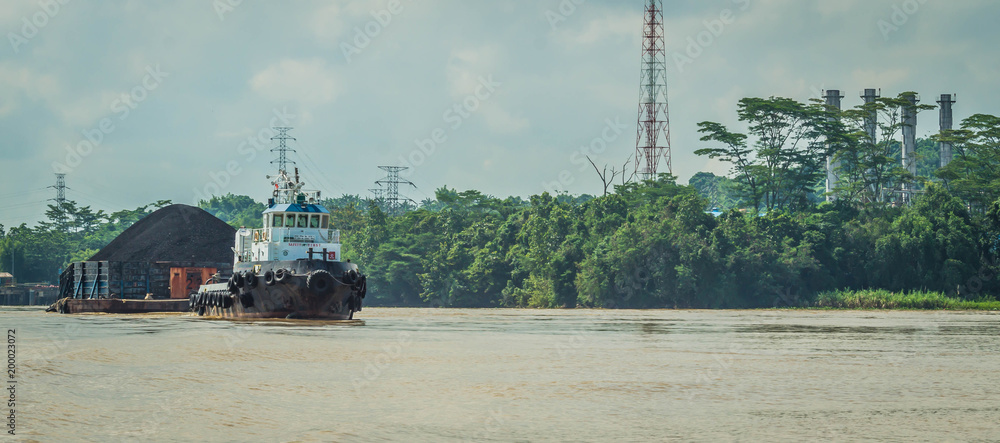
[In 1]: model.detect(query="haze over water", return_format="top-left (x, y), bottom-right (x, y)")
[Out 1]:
top-left (6, 307), bottom-right (1000, 441)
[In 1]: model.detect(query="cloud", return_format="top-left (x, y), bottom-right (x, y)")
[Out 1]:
top-left (849, 68), bottom-right (912, 91)
top-left (552, 11), bottom-right (638, 46)
top-left (0, 64), bottom-right (111, 126)
top-left (308, 3), bottom-right (347, 44)
top-left (249, 58), bottom-right (339, 105)
top-left (2, 0), bottom-right (1000, 227)
top-left (308, 0), bottom-right (396, 48)
top-left (482, 106), bottom-right (529, 134)
top-left (446, 47), bottom-right (499, 98)
top-left (445, 45), bottom-right (527, 134)
top-left (0, 64), bottom-right (59, 105)
top-left (815, 0), bottom-right (865, 16)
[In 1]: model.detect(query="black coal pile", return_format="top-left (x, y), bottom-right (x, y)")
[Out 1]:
top-left (89, 204), bottom-right (236, 263)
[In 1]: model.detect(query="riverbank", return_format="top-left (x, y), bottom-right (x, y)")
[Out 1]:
top-left (812, 289), bottom-right (1000, 310)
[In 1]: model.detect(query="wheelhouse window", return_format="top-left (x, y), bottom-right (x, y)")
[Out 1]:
top-left (297, 214), bottom-right (308, 228)
top-left (321, 215), bottom-right (329, 229)
top-left (285, 215), bottom-right (296, 227)
top-left (272, 214), bottom-right (283, 227)
top-left (310, 215), bottom-right (320, 228)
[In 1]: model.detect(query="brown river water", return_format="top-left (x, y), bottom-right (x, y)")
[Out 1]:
top-left (3, 307), bottom-right (999, 442)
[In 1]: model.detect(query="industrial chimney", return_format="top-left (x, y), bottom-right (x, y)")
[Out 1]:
top-left (824, 89), bottom-right (845, 201)
top-left (937, 94), bottom-right (956, 168)
top-left (862, 88), bottom-right (880, 146)
top-left (901, 92), bottom-right (919, 201)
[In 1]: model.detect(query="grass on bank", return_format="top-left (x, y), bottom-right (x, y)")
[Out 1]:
top-left (813, 289), bottom-right (1000, 310)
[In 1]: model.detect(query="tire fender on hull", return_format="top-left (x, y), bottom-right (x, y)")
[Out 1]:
top-left (307, 270), bottom-right (335, 294)
top-left (244, 271), bottom-right (259, 289)
top-left (275, 268), bottom-right (292, 284)
top-left (239, 292), bottom-right (255, 308)
top-left (342, 269), bottom-right (358, 285)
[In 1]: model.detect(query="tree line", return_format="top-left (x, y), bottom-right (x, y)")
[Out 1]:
top-left (3, 94), bottom-right (998, 308)
top-left (0, 201), bottom-right (172, 283)
top-left (347, 94), bottom-right (1000, 307)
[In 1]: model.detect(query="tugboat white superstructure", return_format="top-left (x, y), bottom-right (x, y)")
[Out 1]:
top-left (191, 166), bottom-right (366, 320)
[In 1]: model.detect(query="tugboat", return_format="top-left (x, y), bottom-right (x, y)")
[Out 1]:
top-left (190, 167), bottom-right (367, 320)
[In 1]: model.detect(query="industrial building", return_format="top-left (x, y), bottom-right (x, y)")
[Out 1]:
top-left (823, 88), bottom-right (956, 203)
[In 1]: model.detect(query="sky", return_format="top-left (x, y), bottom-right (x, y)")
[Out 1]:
top-left (1, 0), bottom-right (998, 227)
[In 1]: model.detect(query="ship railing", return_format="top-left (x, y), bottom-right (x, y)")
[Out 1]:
top-left (251, 228), bottom-right (271, 243)
top-left (320, 229), bottom-right (341, 244)
top-left (252, 228), bottom-right (340, 244)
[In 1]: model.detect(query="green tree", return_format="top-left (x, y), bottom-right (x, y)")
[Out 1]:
top-left (833, 93), bottom-right (935, 206)
top-left (199, 194), bottom-right (266, 228)
top-left (916, 137), bottom-right (941, 180)
top-left (935, 114), bottom-right (1000, 212)
top-left (866, 184), bottom-right (984, 294)
top-left (696, 97), bottom-right (839, 212)
top-left (689, 172), bottom-right (744, 210)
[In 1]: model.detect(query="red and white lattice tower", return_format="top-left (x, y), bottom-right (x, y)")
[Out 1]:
top-left (634, 0), bottom-right (672, 180)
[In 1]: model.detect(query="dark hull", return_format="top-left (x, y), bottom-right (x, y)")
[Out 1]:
top-left (190, 260), bottom-right (366, 320)
top-left (47, 298), bottom-right (190, 314)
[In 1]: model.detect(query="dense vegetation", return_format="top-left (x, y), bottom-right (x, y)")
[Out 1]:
top-left (0, 201), bottom-right (172, 282)
top-left (332, 180), bottom-right (998, 308)
top-left (3, 95), bottom-right (999, 309)
top-left (814, 289), bottom-right (1000, 310)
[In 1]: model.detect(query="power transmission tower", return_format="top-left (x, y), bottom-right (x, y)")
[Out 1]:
top-left (375, 166), bottom-right (416, 216)
top-left (50, 173), bottom-right (67, 205)
top-left (270, 127), bottom-right (296, 173)
top-left (48, 173), bottom-right (69, 230)
top-left (368, 187), bottom-right (385, 211)
top-left (634, 0), bottom-right (672, 180)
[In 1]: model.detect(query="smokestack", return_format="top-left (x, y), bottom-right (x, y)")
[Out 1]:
top-left (937, 94), bottom-right (956, 168)
top-left (861, 88), bottom-right (880, 145)
top-left (901, 93), bottom-right (919, 200)
top-left (859, 89), bottom-right (882, 201)
top-left (824, 89), bottom-right (845, 201)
